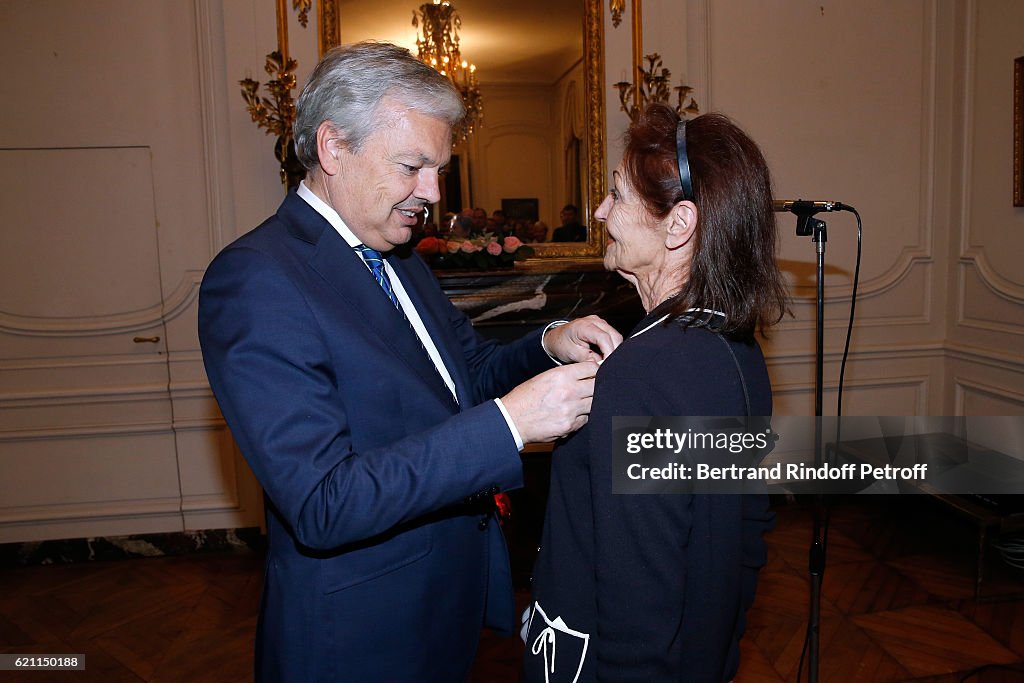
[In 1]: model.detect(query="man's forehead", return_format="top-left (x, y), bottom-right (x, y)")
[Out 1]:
top-left (370, 104), bottom-right (449, 161)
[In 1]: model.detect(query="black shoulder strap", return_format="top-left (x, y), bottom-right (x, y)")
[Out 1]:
top-left (714, 333), bottom-right (752, 417)
top-left (677, 311), bottom-right (752, 417)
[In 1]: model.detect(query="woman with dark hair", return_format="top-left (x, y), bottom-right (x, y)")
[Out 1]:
top-left (523, 104), bottom-right (788, 683)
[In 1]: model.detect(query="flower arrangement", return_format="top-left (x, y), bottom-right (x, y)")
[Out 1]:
top-left (414, 234), bottom-right (535, 270)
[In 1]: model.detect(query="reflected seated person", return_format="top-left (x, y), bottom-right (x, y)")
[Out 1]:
top-left (525, 220), bottom-right (549, 243)
top-left (552, 204), bottom-right (587, 242)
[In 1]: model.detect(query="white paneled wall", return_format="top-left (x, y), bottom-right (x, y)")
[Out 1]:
top-left (946, 0), bottom-right (1024, 415)
top-left (0, 0), bottom-right (1021, 542)
top-left (607, 0), bottom-right (1023, 417)
top-left (0, 1), bottom-right (264, 542)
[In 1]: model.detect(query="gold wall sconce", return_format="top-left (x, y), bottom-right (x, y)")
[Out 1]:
top-left (610, 0), bottom-right (625, 28)
top-left (240, 51), bottom-right (303, 190)
top-left (614, 53), bottom-right (699, 122)
top-left (239, 0), bottom-right (342, 190)
top-left (611, 0), bottom-right (699, 122)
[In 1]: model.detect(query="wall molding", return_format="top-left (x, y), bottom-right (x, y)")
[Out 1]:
top-left (172, 416), bottom-right (226, 432)
top-left (0, 384), bottom-right (171, 406)
top-left (954, 377), bottom-right (1024, 414)
top-left (771, 374), bottom-right (930, 416)
top-left (168, 350), bottom-right (206, 365)
top-left (785, 253), bottom-right (932, 305)
top-left (956, 262), bottom-right (1024, 335)
top-left (778, 259), bottom-right (933, 333)
top-left (181, 492), bottom-right (241, 514)
top-left (764, 341), bottom-right (945, 367)
top-left (0, 497), bottom-right (183, 526)
top-left (0, 416), bottom-right (229, 440)
top-left (765, 341), bottom-right (1021, 378)
top-left (953, 0), bottom-right (1024, 329)
top-left (0, 354), bottom-right (168, 372)
top-left (0, 270), bottom-right (202, 337)
top-left (0, 422), bottom-right (175, 442)
top-left (193, 0), bottom-right (237, 258)
top-left (168, 383), bottom-right (217, 401)
top-left (958, 253), bottom-right (1024, 304)
top-left (945, 341), bottom-right (1024, 374)
top-left (699, 1), bottom-right (936, 309)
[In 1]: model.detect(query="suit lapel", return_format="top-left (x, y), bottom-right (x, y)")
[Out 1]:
top-left (390, 254), bottom-right (475, 408)
top-left (281, 195), bottom-right (459, 410)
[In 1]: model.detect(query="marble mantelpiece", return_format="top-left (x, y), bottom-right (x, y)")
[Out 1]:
top-left (435, 267), bottom-right (645, 342)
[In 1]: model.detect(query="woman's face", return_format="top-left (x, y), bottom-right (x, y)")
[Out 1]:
top-left (595, 164), bottom-right (667, 277)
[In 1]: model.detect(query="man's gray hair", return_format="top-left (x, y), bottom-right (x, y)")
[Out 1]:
top-left (293, 41), bottom-right (466, 169)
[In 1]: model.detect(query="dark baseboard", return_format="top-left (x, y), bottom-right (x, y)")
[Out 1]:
top-left (0, 527), bottom-right (266, 568)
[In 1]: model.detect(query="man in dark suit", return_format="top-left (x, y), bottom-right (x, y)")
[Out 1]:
top-left (551, 204), bottom-right (587, 242)
top-left (198, 42), bottom-right (621, 682)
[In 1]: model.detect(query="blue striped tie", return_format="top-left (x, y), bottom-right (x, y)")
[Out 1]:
top-left (354, 244), bottom-right (458, 403)
top-left (355, 245), bottom-right (400, 309)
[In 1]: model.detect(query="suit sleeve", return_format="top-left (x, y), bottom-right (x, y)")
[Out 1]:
top-left (199, 246), bottom-right (537, 550)
top-left (402, 248), bottom-right (556, 404)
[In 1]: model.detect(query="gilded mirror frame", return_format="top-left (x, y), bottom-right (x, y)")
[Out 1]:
top-left (316, 0), bottom-right (607, 266)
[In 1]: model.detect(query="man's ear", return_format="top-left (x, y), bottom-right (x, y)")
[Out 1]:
top-left (316, 122), bottom-right (345, 175)
top-left (666, 200), bottom-right (697, 250)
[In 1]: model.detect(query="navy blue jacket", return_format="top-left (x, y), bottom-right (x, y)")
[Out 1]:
top-left (525, 305), bottom-right (775, 682)
top-left (199, 192), bottom-right (554, 682)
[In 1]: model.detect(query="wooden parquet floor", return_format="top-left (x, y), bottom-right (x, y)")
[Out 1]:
top-left (2, 497), bottom-right (1023, 682)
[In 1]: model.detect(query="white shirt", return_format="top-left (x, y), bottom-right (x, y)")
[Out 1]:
top-left (296, 181), bottom-right (525, 449)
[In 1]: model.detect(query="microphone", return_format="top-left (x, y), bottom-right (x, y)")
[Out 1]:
top-left (773, 199), bottom-right (850, 214)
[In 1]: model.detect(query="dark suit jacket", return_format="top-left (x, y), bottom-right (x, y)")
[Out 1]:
top-left (199, 191), bottom-right (555, 682)
top-left (526, 304), bottom-right (775, 682)
top-left (551, 222), bottom-right (587, 242)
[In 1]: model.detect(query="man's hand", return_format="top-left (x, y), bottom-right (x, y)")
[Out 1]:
top-left (501, 361), bottom-right (599, 444)
top-left (544, 315), bottom-right (623, 364)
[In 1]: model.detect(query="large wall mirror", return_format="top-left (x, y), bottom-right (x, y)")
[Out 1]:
top-left (321, 0), bottom-right (606, 263)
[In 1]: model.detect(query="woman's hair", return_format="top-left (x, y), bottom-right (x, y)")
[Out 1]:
top-left (622, 103), bottom-right (789, 337)
top-left (293, 41), bottom-right (465, 169)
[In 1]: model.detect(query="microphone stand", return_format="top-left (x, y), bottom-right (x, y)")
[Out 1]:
top-left (795, 209), bottom-right (828, 683)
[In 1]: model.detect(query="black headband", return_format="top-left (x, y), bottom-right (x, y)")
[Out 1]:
top-left (676, 119), bottom-right (694, 201)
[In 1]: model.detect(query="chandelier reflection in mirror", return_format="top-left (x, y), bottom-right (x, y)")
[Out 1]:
top-left (412, 0), bottom-right (483, 145)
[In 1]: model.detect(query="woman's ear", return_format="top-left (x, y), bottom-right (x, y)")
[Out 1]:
top-left (666, 200), bottom-right (697, 250)
top-left (316, 122), bottom-right (344, 175)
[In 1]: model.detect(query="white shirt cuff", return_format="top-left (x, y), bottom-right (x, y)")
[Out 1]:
top-left (494, 398), bottom-right (525, 451)
top-left (540, 319), bottom-right (570, 366)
